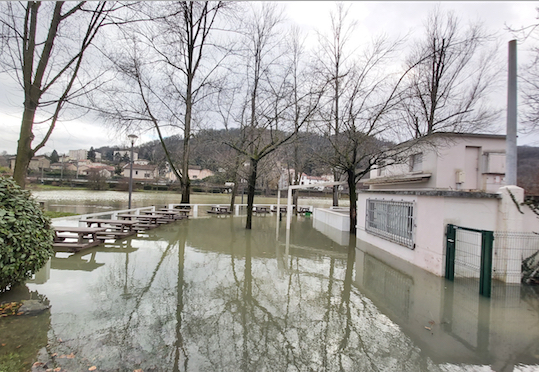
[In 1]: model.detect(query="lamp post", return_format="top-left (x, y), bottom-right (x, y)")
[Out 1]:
top-left (128, 134), bottom-right (138, 209)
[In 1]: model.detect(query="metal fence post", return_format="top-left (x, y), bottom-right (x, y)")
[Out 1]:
top-left (445, 224), bottom-right (456, 281)
top-left (480, 230), bottom-right (494, 297)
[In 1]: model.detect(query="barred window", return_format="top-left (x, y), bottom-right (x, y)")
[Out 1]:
top-left (365, 199), bottom-right (415, 249)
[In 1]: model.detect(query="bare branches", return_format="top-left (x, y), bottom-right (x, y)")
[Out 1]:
top-left (398, 7), bottom-right (500, 137)
top-left (0, 1), bottom-right (124, 187)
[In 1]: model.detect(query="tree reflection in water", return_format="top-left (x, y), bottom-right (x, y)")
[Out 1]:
top-left (23, 216), bottom-right (539, 372)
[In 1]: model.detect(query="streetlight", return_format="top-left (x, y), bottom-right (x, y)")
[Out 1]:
top-left (127, 134), bottom-right (138, 209)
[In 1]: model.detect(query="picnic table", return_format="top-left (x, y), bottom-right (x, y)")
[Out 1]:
top-left (117, 214), bottom-right (165, 228)
top-left (253, 206), bottom-right (270, 214)
top-left (298, 207), bottom-right (311, 214)
top-left (80, 219), bottom-right (138, 239)
top-left (158, 208), bottom-right (189, 218)
top-left (207, 205), bottom-right (231, 215)
top-left (53, 226), bottom-right (107, 252)
top-left (143, 210), bottom-right (185, 221)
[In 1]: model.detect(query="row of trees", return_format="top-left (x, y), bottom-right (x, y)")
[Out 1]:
top-left (0, 2), bottom-right (521, 232)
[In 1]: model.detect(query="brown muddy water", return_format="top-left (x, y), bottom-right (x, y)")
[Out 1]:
top-left (0, 191), bottom-right (538, 372)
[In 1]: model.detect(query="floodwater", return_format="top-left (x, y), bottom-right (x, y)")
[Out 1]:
top-left (0, 191), bottom-right (538, 372)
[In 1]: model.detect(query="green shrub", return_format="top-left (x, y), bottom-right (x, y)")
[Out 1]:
top-left (0, 177), bottom-right (54, 292)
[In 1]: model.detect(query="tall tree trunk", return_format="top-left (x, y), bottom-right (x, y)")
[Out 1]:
top-left (347, 169), bottom-right (357, 234)
top-left (245, 159), bottom-right (258, 230)
top-left (181, 79), bottom-right (193, 204)
top-left (13, 104), bottom-right (38, 188)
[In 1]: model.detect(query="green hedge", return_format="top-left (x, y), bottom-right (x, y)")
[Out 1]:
top-left (0, 177), bottom-right (54, 291)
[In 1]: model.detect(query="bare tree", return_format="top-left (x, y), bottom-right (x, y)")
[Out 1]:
top-left (99, 1), bottom-right (231, 204)
top-left (225, 3), bottom-right (320, 229)
top-left (283, 26), bottom-right (318, 212)
top-left (0, 1), bottom-right (123, 188)
top-left (311, 3), bottom-right (359, 207)
top-left (311, 3), bottom-right (432, 234)
top-left (398, 7), bottom-right (500, 138)
top-left (509, 7), bottom-right (539, 135)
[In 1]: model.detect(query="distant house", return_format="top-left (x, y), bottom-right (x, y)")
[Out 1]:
top-left (278, 169), bottom-right (333, 190)
top-left (122, 164), bottom-right (158, 180)
top-left (50, 162), bottom-right (78, 172)
top-left (20, 156), bottom-right (51, 171)
top-left (188, 166), bottom-right (214, 180)
top-left (162, 166), bottom-right (214, 183)
top-left (79, 163), bottom-right (115, 178)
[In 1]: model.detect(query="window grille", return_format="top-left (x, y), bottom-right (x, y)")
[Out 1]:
top-left (365, 199), bottom-right (415, 249)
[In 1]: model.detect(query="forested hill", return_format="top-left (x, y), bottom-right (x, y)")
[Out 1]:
top-left (96, 129), bottom-right (338, 176)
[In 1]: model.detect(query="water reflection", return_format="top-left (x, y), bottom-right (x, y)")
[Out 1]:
top-left (17, 216), bottom-right (539, 371)
top-left (356, 239), bottom-right (539, 372)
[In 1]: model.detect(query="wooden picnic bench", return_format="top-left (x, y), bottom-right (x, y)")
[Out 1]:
top-left (144, 210), bottom-right (186, 221)
top-left (116, 214), bottom-right (164, 229)
top-left (253, 206), bottom-right (270, 214)
top-left (80, 219), bottom-right (138, 239)
top-left (53, 226), bottom-right (107, 252)
top-left (158, 208), bottom-right (189, 219)
top-left (207, 205), bottom-right (231, 215)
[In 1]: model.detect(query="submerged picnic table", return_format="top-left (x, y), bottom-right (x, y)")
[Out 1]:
top-left (207, 205), bottom-right (231, 215)
top-left (117, 213), bottom-right (166, 228)
top-left (80, 219), bottom-right (139, 239)
top-left (53, 226), bottom-right (107, 252)
top-left (158, 208), bottom-right (190, 218)
top-left (253, 206), bottom-right (270, 214)
top-left (142, 209), bottom-right (187, 221)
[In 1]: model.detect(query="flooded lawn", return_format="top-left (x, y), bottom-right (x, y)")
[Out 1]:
top-left (2, 213), bottom-right (539, 371)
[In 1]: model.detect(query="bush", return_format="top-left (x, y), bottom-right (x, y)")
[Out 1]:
top-left (0, 177), bottom-right (54, 292)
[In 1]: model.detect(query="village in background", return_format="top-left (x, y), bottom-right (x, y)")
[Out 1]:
top-left (1, 133), bottom-right (538, 198)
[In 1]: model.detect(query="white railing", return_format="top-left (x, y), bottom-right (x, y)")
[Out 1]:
top-left (51, 204), bottom-right (314, 224)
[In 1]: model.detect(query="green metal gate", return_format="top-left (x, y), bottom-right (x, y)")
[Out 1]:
top-left (445, 224), bottom-right (494, 297)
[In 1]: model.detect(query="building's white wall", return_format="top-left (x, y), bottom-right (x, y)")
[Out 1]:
top-left (369, 135), bottom-right (506, 192)
top-left (443, 197), bottom-right (499, 230)
top-left (356, 191), bottom-right (500, 276)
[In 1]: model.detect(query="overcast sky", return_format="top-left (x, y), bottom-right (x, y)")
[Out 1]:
top-left (1, 1), bottom-right (538, 156)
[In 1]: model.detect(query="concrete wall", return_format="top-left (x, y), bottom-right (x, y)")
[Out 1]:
top-left (312, 207), bottom-right (349, 232)
top-left (356, 191), bottom-right (500, 276)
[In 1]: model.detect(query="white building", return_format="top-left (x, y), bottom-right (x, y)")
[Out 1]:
top-left (162, 166), bottom-right (214, 183)
top-left (278, 169), bottom-right (333, 190)
top-left (122, 164), bottom-right (158, 180)
top-left (366, 133), bottom-right (506, 193)
top-left (68, 149), bottom-right (88, 161)
top-left (314, 132), bottom-right (539, 283)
